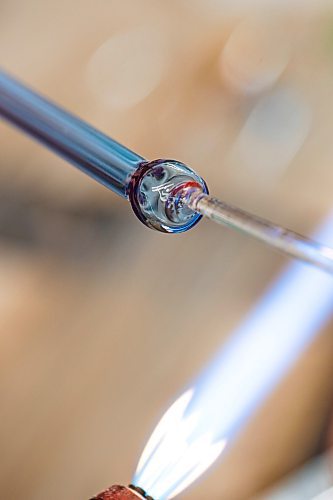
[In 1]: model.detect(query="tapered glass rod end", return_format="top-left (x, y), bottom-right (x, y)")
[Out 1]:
top-left (128, 159), bottom-right (208, 233)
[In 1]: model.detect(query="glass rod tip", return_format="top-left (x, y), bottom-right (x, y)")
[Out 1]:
top-left (128, 159), bottom-right (208, 233)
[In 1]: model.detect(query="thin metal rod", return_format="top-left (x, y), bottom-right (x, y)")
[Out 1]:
top-left (188, 192), bottom-right (333, 274)
top-left (0, 70), bottom-right (145, 198)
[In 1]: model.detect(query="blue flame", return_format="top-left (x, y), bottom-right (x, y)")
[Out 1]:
top-left (134, 216), bottom-right (333, 499)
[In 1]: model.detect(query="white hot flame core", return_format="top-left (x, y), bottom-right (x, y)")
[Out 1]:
top-left (134, 216), bottom-right (333, 499)
top-left (134, 389), bottom-right (226, 499)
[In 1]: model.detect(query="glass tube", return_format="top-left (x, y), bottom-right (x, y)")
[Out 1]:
top-left (0, 70), bottom-right (144, 198)
top-left (0, 70), bottom-right (207, 233)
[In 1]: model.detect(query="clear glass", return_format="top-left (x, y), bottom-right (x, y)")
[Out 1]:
top-left (128, 159), bottom-right (208, 233)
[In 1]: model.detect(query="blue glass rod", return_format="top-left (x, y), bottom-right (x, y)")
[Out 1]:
top-left (0, 70), bottom-right (145, 198)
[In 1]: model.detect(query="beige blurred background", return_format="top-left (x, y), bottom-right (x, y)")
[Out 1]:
top-left (1, 1), bottom-right (333, 499)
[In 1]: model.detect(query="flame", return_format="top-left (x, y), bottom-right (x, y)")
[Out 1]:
top-left (133, 389), bottom-right (226, 499)
top-left (314, 487), bottom-right (333, 500)
top-left (134, 216), bottom-right (333, 499)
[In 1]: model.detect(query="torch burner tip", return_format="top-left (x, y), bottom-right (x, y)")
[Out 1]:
top-left (90, 484), bottom-right (155, 500)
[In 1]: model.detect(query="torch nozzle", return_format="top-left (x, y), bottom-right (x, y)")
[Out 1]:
top-left (90, 484), bottom-right (155, 500)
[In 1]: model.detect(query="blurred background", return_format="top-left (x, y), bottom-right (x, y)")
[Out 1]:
top-left (1, 1), bottom-right (333, 499)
